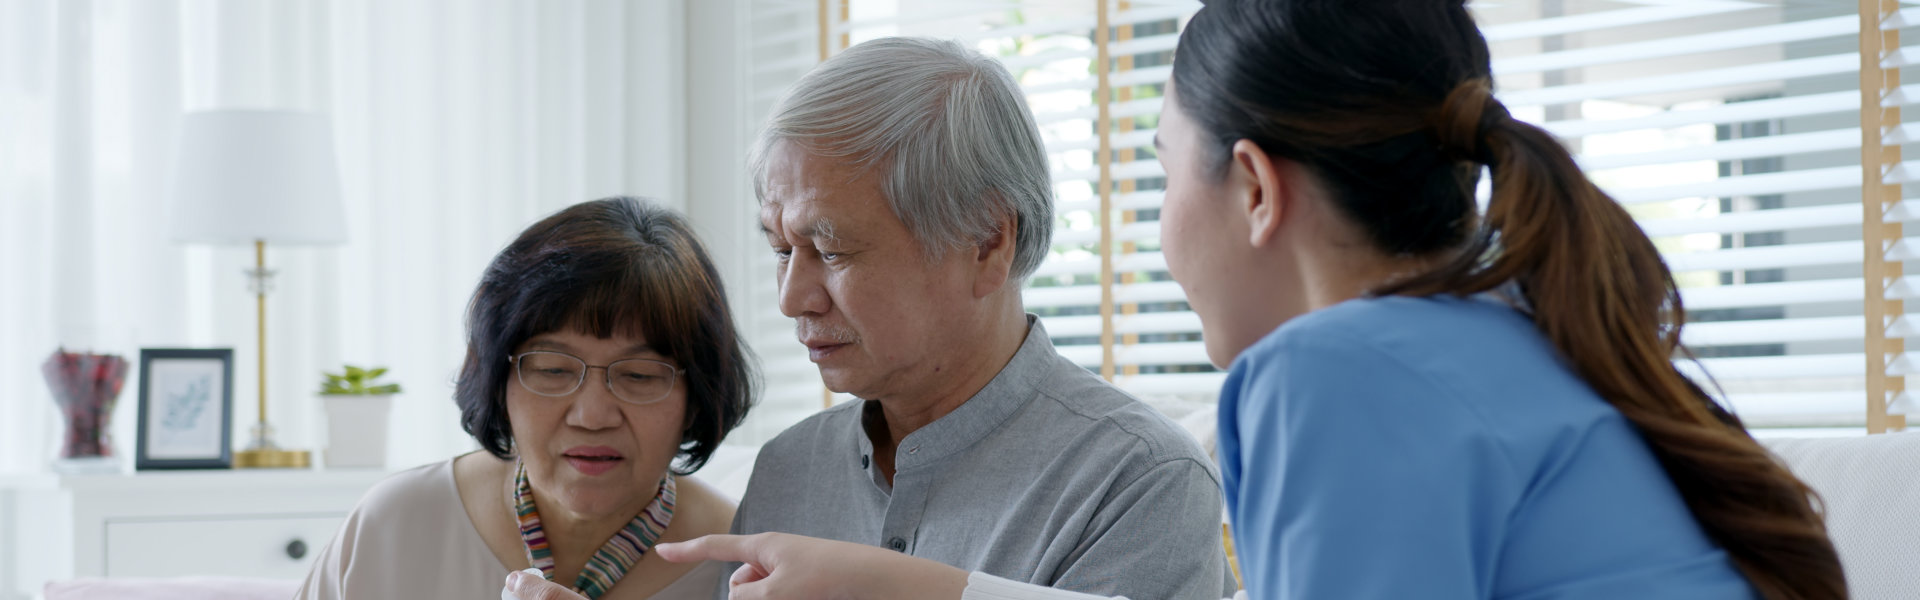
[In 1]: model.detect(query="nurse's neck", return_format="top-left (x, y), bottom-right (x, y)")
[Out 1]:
top-left (1216, 176), bottom-right (1455, 365)
top-left (1299, 245), bottom-right (1443, 312)
top-left (1262, 193), bottom-right (1446, 316)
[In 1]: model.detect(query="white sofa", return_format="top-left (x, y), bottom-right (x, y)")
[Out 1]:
top-left (1762, 432), bottom-right (1920, 598)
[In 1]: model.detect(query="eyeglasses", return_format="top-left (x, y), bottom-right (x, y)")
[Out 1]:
top-left (507, 351), bottom-right (681, 405)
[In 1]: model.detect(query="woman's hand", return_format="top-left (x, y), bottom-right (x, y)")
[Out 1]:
top-left (504, 570), bottom-right (588, 600)
top-left (654, 532), bottom-right (970, 600)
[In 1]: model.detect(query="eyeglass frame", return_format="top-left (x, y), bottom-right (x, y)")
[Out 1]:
top-left (505, 350), bottom-right (684, 405)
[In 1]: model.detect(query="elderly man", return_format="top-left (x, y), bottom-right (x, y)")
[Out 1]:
top-left (733, 37), bottom-right (1232, 600)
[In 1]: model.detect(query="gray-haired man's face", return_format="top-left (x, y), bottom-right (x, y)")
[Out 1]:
top-left (759, 141), bottom-right (998, 402)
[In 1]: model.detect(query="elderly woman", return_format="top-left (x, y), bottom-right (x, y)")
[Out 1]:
top-left (299, 197), bottom-right (754, 600)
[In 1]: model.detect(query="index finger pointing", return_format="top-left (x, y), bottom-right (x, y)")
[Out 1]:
top-left (655, 534), bottom-right (763, 564)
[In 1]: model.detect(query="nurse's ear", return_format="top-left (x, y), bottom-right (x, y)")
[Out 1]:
top-left (1224, 139), bottom-right (1293, 250)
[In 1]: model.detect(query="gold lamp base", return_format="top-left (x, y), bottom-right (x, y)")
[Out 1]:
top-left (236, 242), bottom-right (311, 471)
top-left (234, 447), bottom-right (311, 469)
top-left (233, 422), bottom-right (311, 469)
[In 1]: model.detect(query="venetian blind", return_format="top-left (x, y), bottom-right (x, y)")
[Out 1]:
top-left (744, 0), bottom-right (1907, 435)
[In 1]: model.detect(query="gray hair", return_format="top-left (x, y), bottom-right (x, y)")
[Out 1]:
top-left (750, 37), bottom-right (1054, 282)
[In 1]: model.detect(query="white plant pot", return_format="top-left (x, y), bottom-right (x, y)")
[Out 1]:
top-left (321, 394), bottom-right (393, 469)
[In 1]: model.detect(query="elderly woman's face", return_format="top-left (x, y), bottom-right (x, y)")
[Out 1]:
top-left (507, 329), bottom-right (686, 519)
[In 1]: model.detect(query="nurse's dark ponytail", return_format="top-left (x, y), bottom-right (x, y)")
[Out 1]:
top-left (1172, 1), bottom-right (1845, 598)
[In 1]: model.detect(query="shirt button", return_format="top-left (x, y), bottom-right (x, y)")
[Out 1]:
top-left (887, 537), bottom-right (906, 552)
top-left (860, 455), bottom-right (869, 469)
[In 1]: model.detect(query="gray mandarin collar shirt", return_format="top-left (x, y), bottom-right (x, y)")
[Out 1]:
top-left (729, 316), bottom-right (1235, 600)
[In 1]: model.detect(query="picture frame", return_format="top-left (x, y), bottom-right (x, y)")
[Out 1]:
top-left (135, 348), bottom-right (235, 470)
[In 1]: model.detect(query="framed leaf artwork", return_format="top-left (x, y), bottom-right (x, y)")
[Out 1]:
top-left (135, 348), bottom-right (235, 470)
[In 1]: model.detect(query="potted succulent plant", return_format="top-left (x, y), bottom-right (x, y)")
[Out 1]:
top-left (318, 365), bottom-right (402, 469)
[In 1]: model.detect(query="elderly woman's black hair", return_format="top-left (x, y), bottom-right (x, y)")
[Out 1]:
top-left (454, 196), bottom-right (754, 474)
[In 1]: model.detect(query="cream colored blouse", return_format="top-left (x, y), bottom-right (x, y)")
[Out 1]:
top-left (296, 459), bottom-right (721, 600)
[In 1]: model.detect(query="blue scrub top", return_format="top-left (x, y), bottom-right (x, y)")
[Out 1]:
top-left (1217, 295), bottom-right (1758, 599)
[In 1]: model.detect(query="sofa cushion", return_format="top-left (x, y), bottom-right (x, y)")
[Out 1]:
top-left (1761, 432), bottom-right (1920, 598)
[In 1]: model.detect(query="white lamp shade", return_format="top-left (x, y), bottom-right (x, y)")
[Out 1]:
top-left (169, 110), bottom-right (347, 245)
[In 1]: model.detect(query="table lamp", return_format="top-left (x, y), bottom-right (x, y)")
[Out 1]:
top-left (168, 110), bottom-right (346, 469)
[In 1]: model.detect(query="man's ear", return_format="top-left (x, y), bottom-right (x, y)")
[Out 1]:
top-left (973, 210), bottom-right (1019, 298)
top-left (1229, 139), bottom-right (1287, 248)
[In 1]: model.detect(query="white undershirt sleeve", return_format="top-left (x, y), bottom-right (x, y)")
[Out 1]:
top-left (960, 572), bottom-right (1248, 600)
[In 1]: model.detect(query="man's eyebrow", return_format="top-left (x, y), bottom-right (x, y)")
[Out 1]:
top-left (797, 217), bottom-right (841, 243)
top-left (1152, 134), bottom-right (1163, 150)
top-left (760, 211), bottom-right (842, 244)
top-left (759, 197), bottom-right (784, 237)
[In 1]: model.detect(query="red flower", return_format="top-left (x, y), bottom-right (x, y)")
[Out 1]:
top-left (42, 349), bottom-right (129, 459)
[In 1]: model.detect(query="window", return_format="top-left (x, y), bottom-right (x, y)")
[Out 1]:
top-left (736, 0), bottom-right (1911, 437)
top-left (1474, 1), bottom-right (1900, 435)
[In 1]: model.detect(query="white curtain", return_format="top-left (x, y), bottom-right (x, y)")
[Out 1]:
top-left (0, 0), bottom-right (691, 473)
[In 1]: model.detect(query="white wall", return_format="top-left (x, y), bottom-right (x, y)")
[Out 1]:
top-left (0, 0), bottom-right (705, 474)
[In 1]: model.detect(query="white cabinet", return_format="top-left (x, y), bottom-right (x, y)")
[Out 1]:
top-left (0, 469), bottom-right (388, 600)
top-left (103, 515), bottom-right (346, 579)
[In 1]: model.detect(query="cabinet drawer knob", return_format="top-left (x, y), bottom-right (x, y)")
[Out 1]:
top-left (286, 539), bottom-right (308, 560)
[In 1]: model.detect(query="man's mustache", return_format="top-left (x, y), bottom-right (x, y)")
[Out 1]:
top-left (795, 320), bottom-right (858, 345)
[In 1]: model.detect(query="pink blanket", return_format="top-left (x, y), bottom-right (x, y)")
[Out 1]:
top-left (45, 577), bottom-right (300, 600)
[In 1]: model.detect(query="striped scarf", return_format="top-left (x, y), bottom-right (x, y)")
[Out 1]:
top-left (513, 458), bottom-right (676, 599)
